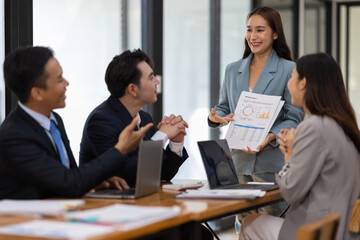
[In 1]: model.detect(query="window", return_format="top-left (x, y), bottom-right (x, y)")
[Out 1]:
top-left (164, 1), bottom-right (250, 179)
top-left (304, 0), bottom-right (326, 54)
top-left (348, 6), bottom-right (360, 126)
top-left (33, 0), bottom-right (136, 163)
top-left (265, 0), bottom-right (295, 57)
top-left (164, 0), bottom-right (210, 179)
top-left (220, 0), bottom-right (250, 138)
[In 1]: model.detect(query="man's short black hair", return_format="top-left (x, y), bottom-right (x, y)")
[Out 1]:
top-left (3, 46), bottom-right (54, 103)
top-left (105, 49), bottom-right (154, 98)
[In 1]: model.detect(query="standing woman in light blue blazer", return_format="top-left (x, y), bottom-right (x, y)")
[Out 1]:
top-left (208, 6), bottom-right (304, 219)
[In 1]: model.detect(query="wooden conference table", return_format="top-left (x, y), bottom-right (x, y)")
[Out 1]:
top-left (0, 180), bottom-right (283, 240)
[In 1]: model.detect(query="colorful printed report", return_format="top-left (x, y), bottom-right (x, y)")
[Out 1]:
top-left (225, 91), bottom-right (284, 151)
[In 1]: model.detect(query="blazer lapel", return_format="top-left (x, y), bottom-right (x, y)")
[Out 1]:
top-left (253, 49), bottom-right (279, 94)
top-left (107, 96), bottom-right (135, 129)
top-left (16, 106), bottom-right (59, 159)
top-left (237, 54), bottom-right (252, 96)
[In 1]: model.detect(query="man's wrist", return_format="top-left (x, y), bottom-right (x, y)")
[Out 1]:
top-left (151, 131), bottom-right (168, 146)
top-left (115, 144), bottom-right (126, 155)
top-left (169, 140), bottom-right (184, 156)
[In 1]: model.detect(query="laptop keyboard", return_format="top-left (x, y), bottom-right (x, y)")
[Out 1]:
top-left (116, 189), bottom-right (136, 195)
top-left (95, 189), bottom-right (136, 195)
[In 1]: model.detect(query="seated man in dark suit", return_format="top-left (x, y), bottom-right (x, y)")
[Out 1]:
top-left (80, 49), bottom-right (189, 187)
top-left (0, 46), bottom-right (152, 199)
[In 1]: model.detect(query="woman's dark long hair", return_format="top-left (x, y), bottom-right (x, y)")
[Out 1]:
top-left (243, 6), bottom-right (292, 61)
top-left (296, 53), bottom-right (360, 153)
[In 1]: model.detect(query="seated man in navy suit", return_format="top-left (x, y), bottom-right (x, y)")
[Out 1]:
top-left (80, 49), bottom-right (189, 187)
top-left (0, 46), bottom-right (152, 199)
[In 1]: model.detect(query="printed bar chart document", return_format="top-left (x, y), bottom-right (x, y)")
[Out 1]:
top-left (225, 91), bottom-right (284, 151)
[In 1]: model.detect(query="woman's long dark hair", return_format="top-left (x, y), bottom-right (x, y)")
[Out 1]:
top-left (243, 6), bottom-right (292, 61)
top-left (296, 53), bottom-right (360, 153)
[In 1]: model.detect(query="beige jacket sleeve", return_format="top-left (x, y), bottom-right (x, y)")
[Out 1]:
top-left (276, 119), bottom-right (327, 204)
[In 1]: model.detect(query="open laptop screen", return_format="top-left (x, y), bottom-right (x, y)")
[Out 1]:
top-left (84, 140), bottom-right (163, 199)
top-left (197, 139), bottom-right (239, 189)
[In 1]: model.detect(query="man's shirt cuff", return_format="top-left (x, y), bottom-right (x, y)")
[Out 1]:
top-left (151, 131), bottom-right (168, 146)
top-left (151, 131), bottom-right (183, 156)
top-left (169, 141), bottom-right (184, 157)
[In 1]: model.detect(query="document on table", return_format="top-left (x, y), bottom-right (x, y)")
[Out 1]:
top-left (0, 220), bottom-right (114, 239)
top-left (175, 189), bottom-right (266, 200)
top-left (0, 199), bottom-right (85, 217)
top-left (225, 91), bottom-right (284, 151)
top-left (64, 204), bottom-right (181, 230)
top-left (162, 181), bottom-right (204, 191)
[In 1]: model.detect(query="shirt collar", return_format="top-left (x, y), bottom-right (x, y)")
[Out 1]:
top-left (18, 101), bottom-right (58, 131)
top-left (136, 112), bottom-right (141, 129)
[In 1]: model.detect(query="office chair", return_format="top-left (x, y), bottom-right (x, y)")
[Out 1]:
top-left (295, 213), bottom-right (341, 240)
top-left (349, 199), bottom-right (360, 233)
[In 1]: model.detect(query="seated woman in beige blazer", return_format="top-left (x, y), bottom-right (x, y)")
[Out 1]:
top-left (239, 53), bottom-right (360, 240)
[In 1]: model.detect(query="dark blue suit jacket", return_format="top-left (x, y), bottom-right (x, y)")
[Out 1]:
top-left (0, 106), bottom-right (126, 199)
top-left (80, 96), bottom-right (188, 187)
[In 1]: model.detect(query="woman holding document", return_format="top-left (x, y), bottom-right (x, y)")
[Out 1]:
top-left (239, 53), bottom-right (360, 240)
top-left (208, 6), bottom-right (304, 224)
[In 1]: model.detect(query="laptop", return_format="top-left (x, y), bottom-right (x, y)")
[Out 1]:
top-left (197, 139), bottom-right (278, 191)
top-left (85, 140), bottom-right (163, 199)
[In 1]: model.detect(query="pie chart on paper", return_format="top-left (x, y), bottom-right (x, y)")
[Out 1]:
top-left (242, 106), bottom-right (253, 116)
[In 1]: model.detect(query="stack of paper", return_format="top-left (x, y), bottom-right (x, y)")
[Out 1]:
top-left (175, 189), bottom-right (266, 200)
top-left (0, 220), bottom-right (114, 239)
top-left (64, 204), bottom-right (181, 230)
top-left (225, 91), bottom-right (284, 151)
top-left (0, 199), bottom-right (85, 217)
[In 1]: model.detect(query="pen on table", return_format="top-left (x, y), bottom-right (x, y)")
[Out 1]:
top-left (247, 182), bottom-right (275, 185)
